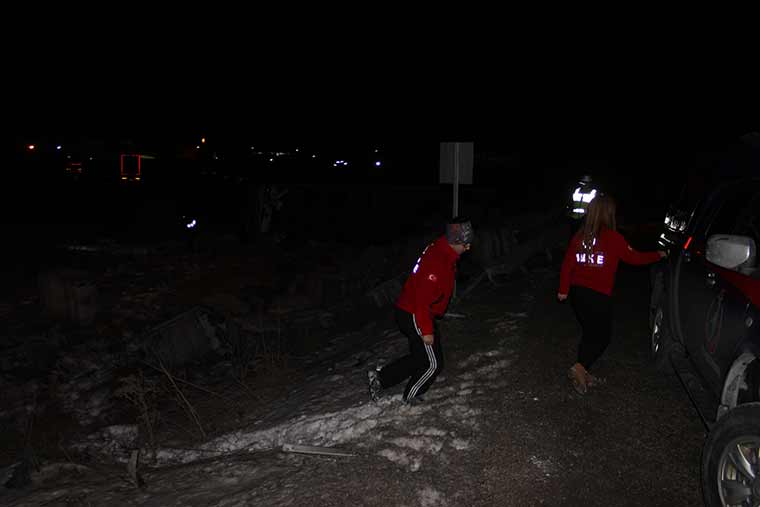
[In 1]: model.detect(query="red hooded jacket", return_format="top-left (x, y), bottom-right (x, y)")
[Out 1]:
top-left (396, 236), bottom-right (459, 335)
top-left (559, 227), bottom-right (661, 296)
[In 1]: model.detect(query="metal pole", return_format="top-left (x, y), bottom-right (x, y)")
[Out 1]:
top-left (453, 142), bottom-right (460, 218)
top-left (452, 143), bottom-right (460, 300)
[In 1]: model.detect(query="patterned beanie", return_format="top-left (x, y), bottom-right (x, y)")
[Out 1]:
top-left (446, 220), bottom-right (474, 244)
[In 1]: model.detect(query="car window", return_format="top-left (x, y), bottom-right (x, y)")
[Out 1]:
top-left (705, 188), bottom-right (760, 243)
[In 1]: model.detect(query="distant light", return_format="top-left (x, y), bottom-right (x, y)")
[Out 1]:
top-left (269, 158), bottom-right (274, 162)
top-left (201, 137), bottom-right (206, 144)
top-left (196, 145), bottom-right (200, 149)
top-left (295, 148), bottom-right (300, 152)
top-left (251, 146), bottom-right (255, 150)
top-left (186, 219), bottom-right (197, 229)
top-left (312, 154), bottom-right (316, 158)
top-left (56, 145), bottom-right (62, 150)
top-left (27, 144), bottom-right (35, 150)
top-left (374, 149), bottom-right (379, 153)
top-left (375, 161), bottom-right (382, 167)
top-left (121, 176), bottom-right (127, 180)
top-left (89, 157), bottom-right (94, 161)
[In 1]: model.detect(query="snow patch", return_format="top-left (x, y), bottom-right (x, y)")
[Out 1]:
top-left (71, 424), bottom-right (138, 462)
top-left (473, 359), bottom-right (512, 376)
top-left (71, 322), bottom-right (517, 473)
top-left (442, 405), bottom-right (481, 419)
top-left (529, 455), bottom-right (555, 476)
top-left (458, 349), bottom-right (502, 368)
top-left (378, 448), bottom-right (421, 471)
top-left (451, 438), bottom-right (471, 450)
top-left (390, 436), bottom-right (443, 454)
top-left (419, 486), bottom-right (447, 506)
top-left (410, 427), bottom-right (447, 437)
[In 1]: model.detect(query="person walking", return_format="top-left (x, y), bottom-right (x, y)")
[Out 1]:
top-left (558, 194), bottom-right (665, 394)
top-left (368, 217), bottom-right (474, 404)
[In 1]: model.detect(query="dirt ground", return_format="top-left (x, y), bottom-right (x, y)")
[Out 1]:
top-left (2, 249), bottom-right (710, 506)
top-left (463, 264), bottom-right (706, 506)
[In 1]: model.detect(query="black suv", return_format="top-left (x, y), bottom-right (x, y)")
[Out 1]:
top-left (650, 177), bottom-right (760, 506)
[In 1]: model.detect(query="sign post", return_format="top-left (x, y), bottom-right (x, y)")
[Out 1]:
top-left (440, 142), bottom-right (473, 301)
top-left (439, 142), bottom-right (473, 218)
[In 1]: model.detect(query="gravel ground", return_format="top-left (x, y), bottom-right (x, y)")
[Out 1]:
top-left (3, 259), bottom-right (708, 507)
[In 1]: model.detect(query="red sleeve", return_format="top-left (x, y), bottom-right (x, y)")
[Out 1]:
top-left (616, 234), bottom-right (661, 265)
top-left (559, 236), bottom-right (577, 295)
top-left (412, 264), bottom-right (441, 335)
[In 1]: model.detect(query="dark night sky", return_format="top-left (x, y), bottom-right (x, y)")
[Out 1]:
top-left (8, 48), bottom-right (758, 187)
top-left (3, 26), bottom-right (759, 251)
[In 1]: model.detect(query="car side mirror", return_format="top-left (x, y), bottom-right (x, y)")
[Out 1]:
top-left (706, 234), bottom-right (757, 272)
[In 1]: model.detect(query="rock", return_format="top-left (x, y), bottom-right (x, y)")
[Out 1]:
top-left (143, 307), bottom-right (214, 368)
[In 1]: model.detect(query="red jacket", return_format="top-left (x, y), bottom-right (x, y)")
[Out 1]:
top-left (396, 235), bottom-right (459, 335)
top-left (559, 228), bottom-right (660, 296)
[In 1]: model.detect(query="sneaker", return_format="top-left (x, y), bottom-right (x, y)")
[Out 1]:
top-left (368, 370), bottom-right (382, 402)
top-left (567, 364), bottom-right (588, 395)
top-left (404, 395), bottom-right (425, 406)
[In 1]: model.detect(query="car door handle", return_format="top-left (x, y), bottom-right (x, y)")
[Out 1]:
top-left (706, 272), bottom-right (716, 287)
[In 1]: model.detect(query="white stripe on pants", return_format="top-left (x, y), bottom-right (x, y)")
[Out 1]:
top-left (407, 342), bottom-right (437, 400)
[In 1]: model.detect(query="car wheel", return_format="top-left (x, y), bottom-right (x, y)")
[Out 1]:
top-left (701, 402), bottom-right (760, 507)
top-left (651, 302), bottom-right (676, 374)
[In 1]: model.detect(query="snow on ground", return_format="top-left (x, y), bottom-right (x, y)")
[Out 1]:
top-left (419, 486), bottom-right (447, 507)
top-left (71, 312), bottom-right (530, 478)
top-left (5, 307), bottom-right (533, 506)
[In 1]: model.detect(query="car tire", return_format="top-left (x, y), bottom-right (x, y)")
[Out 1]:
top-left (701, 402), bottom-right (760, 507)
top-left (651, 300), bottom-right (677, 375)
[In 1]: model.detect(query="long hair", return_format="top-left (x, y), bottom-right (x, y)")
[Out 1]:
top-left (579, 194), bottom-right (616, 254)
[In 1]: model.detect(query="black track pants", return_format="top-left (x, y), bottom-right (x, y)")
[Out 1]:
top-left (378, 308), bottom-right (444, 401)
